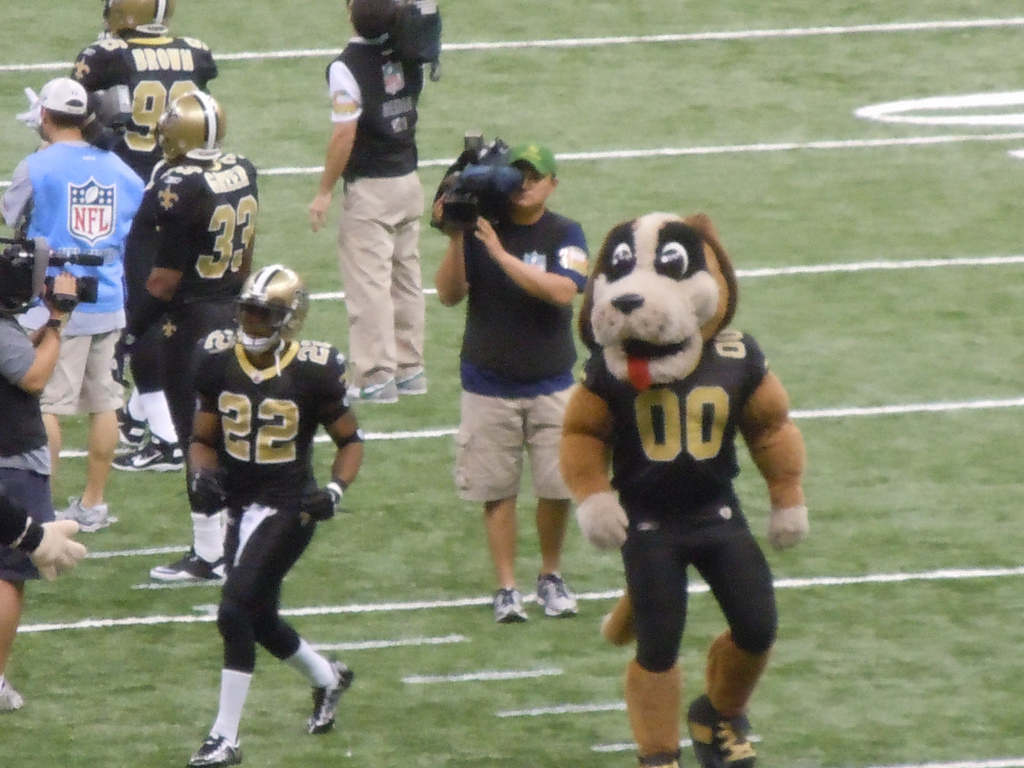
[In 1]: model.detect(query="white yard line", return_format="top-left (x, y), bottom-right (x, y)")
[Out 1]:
top-left (3, 17), bottom-right (1024, 73)
top-left (403, 668), bottom-right (562, 684)
top-left (19, 565), bottom-right (1024, 634)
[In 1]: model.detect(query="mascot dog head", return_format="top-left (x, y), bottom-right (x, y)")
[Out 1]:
top-left (579, 212), bottom-right (738, 390)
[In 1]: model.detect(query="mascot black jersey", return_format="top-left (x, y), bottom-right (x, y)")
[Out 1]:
top-left (151, 153), bottom-right (259, 306)
top-left (193, 332), bottom-right (351, 509)
top-left (581, 329), bottom-right (768, 521)
top-left (72, 34), bottom-right (218, 179)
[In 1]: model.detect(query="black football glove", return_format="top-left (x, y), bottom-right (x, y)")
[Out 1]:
top-left (300, 481), bottom-right (345, 522)
top-left (188, 467), bottom-right (228, 515)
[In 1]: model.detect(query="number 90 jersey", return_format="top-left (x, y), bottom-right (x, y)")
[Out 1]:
top-left (194, 331), bottom-right (351, 509)
top-left (580, 329), bottom-right (768, 522)
top-left (71, 34), bottom-right (218, 180)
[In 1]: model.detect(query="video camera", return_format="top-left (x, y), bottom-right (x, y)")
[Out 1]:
top-left (390, 0), bottom-right (443, 81)
top-left (0, 236), bottom-right (100, 314)
top-left (433, 133), bottom-right (524, 230)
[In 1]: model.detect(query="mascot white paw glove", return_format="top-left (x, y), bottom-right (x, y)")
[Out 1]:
top-left (31, 520), bottom-right (87, 580)
top-left (16, 87), bottom-right (41, 131)
top-left (576, 491), bottom-right (628, 550)
top-left (768, 505), bottom-right (809, 550)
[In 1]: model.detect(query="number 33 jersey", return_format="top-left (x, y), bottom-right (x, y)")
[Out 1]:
top-left (580, 330), bottom-right (768, 522)
top-left (194, 332), bottom-right (351, 509)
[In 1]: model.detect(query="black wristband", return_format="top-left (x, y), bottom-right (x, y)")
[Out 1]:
top-left (45, 318), bottom-right (64, 331)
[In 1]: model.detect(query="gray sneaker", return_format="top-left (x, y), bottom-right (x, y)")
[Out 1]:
top-left (0, 679), bottom-right (24, 712)
top-left (396, 370), bottom-right (428, 395)
top-left (188, 734), bottom-right (242, 767)
top-left (536, 573), bottom-right (578, 617)
top-left (347, 378), bottom-right (398, 404)
top-left (493, 588), bottom-right (528, 623)
top-left (58, 497), bottom-right (117, 532)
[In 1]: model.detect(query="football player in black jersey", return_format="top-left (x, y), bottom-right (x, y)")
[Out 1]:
top-left (72, 0), bottom-right (218, 181)
top-left (72, 0), bottom-right (218, 473)
top-left (185, 265), bottom-right (362, 768)
top-left (120, 91), bottom-right (260, 582)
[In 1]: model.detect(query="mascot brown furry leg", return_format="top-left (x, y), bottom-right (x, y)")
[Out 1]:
top-left (561, 213), bottom-right (807, 768)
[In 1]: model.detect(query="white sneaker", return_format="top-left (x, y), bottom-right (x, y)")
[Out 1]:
top-left (536, 573), bottom-right (578, 617)
top-left (0, 679), bottom-right (24, 712)
top-left (396, 370), bottom-right (428, 395)
top-left (57, 497), bottom-right (117, 532)
top-left (493, 588), bottom-right (528, 623)
top-left (347, 378), bottom-right (399, 404)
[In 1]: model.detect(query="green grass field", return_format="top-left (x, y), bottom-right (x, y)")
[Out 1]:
top-left (3, 2), bottom-right (1024, 766)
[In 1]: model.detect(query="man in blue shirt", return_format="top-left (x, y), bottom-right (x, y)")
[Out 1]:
top-left (2, 77), bottom-right (144, 532)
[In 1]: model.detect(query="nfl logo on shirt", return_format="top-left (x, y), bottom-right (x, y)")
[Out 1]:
top-left (382, 61), bottom-right (405, 95)
top-left (68, 178), bottom-right (116, 245)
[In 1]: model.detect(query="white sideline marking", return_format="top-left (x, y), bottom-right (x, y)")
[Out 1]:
top-left (304, 253), bottom-right (1024, 303)
top-left (593, 735), bottom-right (762, 753)
top-left (4, 133), bottom-right (1024, 191)
top-left (860, 761), bottom-right (1024, 768)
top-left (3, 17), bottom-right (1023, 72)
top-left (313, 634), bottom-right (467, 652)
top-left (255, 132), bottom-right (1024, 181)
top-left (499, 701), bottom-right (625, 717)
top-left (87, 545), bottom-right (188, 559)
top-left (19, 566), bottom-right (1024, 634)
top-left (403, 667), bottom-right (562, 684)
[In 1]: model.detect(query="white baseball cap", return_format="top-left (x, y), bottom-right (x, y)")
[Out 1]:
top-left (37, 77), bottom-right (89, 117)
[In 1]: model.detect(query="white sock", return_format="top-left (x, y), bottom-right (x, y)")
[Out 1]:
top-left (139, 391), bottom-right (178, 444)
top-left (126, 388), bottom-right (145, 421)
top-left (192, 513), bottom-right (223, 563)
top-left (210, 669), bottom-right (251, 744)
top-left (284, 639), bottom-right (336, 687)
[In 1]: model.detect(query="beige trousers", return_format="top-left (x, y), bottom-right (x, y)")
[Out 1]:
top-left (337, 171), bottom-right (426, 389)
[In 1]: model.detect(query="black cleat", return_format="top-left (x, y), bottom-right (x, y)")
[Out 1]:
top-left (687, 694), bottom-right (756, 768)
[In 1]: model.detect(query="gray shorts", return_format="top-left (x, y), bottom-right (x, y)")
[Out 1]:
top-left (454, 389), bottom-right (572, 503)
top-left (41, 330), bottom-right (123, 415)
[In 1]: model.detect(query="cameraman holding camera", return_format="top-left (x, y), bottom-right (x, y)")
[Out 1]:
top-left (308, 0), bottom-right (428, 404)
top-left (1, 77), bottom-right (144, 534)
top-left (434, 142), bottom-right (590, 623)
top-left (0, 258), bottom-right (88, 711)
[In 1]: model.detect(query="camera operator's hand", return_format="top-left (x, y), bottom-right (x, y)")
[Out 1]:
top-left (43, 272), bottom-right (77, 321)
top-left (430, 197), bottom-right (460, 238)
top-left (473, 217), bottom-right (506, 260)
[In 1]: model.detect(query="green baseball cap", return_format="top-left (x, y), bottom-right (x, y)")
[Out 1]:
top-left (508, 142), bottom-right (557, 177)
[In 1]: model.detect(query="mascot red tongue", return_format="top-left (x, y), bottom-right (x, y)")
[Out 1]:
top-left (560, 212), bottom-right (807, 768)
top-left (626, 357), bottom-right (652, 391)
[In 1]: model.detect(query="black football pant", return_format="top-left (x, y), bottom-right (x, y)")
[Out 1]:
top-left (162, 301), bottom-right (236, 453)
top-left (217, 506), bottom-right (317, 673)
top-left (622, 515), bottom-right (777, 673)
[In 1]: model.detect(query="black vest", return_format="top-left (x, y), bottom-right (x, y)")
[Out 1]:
top-left (331, 41), bottom-right (422, 182)
top-left (0, 315), bottom-right (47, 458)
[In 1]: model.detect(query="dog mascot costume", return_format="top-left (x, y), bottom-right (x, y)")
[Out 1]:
top-left (559, 212), bottom-right (808, 768)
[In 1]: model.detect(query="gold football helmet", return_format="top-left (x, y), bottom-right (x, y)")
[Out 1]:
top-left (104, 0), bottom-right (176, 34)
top-left (156, 90), bottom-right (225, 161)
top-left (237, 265), bottom-right (310, 353)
